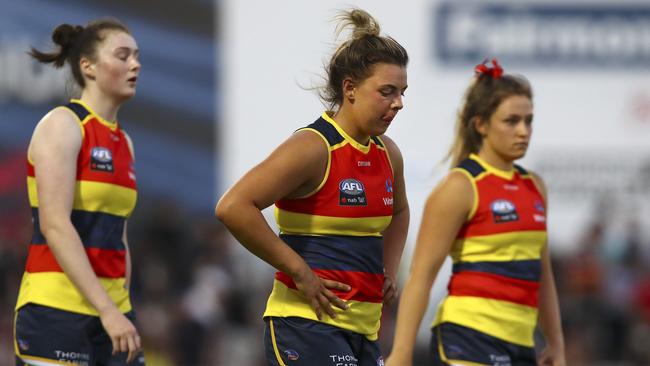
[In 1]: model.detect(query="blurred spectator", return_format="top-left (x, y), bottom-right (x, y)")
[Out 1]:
top-left (553, 197), bottom-right (650, 365)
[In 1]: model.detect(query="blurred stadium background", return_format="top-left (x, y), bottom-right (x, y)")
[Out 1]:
top-left (1, 0), bottom-right (650, 365)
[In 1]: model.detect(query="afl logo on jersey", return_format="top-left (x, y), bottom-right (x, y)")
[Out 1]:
top-left (90, 147), bottom-right (114, 172)
top-left (339, 178), bottom-right (367, 206)
top-left (491, 199), bottom-right (519, 223)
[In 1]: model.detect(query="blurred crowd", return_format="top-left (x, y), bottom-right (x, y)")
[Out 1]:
top-left (555, 213), bottom-right (650, 365)
top-left (1, 146), bottom-right (650, 365)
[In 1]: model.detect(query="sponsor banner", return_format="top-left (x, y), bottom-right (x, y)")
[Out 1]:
top-left (434, 2), bottom-right (650, 68)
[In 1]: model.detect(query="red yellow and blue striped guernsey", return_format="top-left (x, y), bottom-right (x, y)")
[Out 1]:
top-left (433, 154), bottom-right (547, 352)
top-left (16, 99), bottom-right (137, 316)
top-left (264, 112), bottom-right (395, 340)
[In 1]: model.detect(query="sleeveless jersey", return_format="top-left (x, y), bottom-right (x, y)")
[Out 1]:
top-left (16, 99), bottom-right (137, 316)
top-left (264, 112), bottom-right (394, 340)
top-left (433, 154), bottom-right (547, 348)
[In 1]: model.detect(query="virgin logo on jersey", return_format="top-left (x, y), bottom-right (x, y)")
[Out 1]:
top-left (90, 147), bottom-right (114, 172)
top-left (339, 178), bottom-right (367, 206)
top-left (533, 214), bottom-right (546, 222)
top-left (491, 199), bottom-right (519, 223)
top-left (385, 179), bottom-right (393, 193)
top-left (128, 163), bottom-right (136, 181)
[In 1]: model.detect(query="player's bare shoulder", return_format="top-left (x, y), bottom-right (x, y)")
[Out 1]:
top-left (33, 106), bottom-right (83, 138)
top-left (29, 106), bottom-right (83, 158)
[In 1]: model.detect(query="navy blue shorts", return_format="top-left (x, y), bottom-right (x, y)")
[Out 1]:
top-left (14, 303), bottom-right (145, 366)
top-left (264, 317), bottom-right (383, 366)
top-left (430, 322), bottom-right (535, 366)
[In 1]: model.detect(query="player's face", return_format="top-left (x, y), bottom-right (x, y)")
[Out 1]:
top-left (92, 31), bottom-right (140, 102)
top-left (351, 63), bottom-right (407, 137)
top-left (479, 94), bottom-right (533, 162)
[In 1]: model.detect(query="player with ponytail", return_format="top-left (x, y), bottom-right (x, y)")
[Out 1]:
top-left (15, 18), bottom-right (144, 365)
top-left (217, 8), bottom-right (409, 366)
top-left (386, 60), bottom-right (565, 366)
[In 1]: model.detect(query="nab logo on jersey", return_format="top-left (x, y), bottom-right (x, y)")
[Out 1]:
top-left (491, 199), bottom-right (519, 223)
top-left (339, 178), bottom-right (367, 206)
top-left (90, 147), bottom-right (114, 172)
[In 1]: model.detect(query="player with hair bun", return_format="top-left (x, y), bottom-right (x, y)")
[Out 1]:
top-left (217, 8), bottom-right (410, 366)
top-left (14, 18), bottom-right (144, 366)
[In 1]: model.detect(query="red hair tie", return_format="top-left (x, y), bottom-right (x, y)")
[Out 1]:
top-left (474, 58), bottom-right (503, 79)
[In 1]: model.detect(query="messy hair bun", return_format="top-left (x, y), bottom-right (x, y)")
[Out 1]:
top-left (29, 18), bottom-right (130, 88)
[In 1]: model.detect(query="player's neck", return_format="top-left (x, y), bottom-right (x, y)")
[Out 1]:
top-left (79, 89), bottom-right (121, 123)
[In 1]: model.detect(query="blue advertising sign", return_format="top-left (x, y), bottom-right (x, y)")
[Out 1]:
top-left (434, 2), bottom-right (650, 68)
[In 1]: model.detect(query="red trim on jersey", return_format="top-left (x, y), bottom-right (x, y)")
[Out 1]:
top-left (275, 269), bottom-right (384, 303)
top-left (25, 244), bottom-right (126, 278)
top-left (457, 173), bottom-right (546, 238)
top-left (26, 120), bottom-right (135, 190)
top-left (27, 161), bottom-right (35, 177)
top-left (448, 271), bottom-right (539, 307)
top-left (276, 143), bottom-right (393, 218)
top-left (76, 120), bottom-right (136, 189)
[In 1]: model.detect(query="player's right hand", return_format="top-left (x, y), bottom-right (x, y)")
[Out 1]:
top-left (292, 267), bottom-right (351, 320)
top-left (99, 307), bottom-right (142, 363)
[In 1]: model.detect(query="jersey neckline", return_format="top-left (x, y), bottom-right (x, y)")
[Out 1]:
top-left (469, 153), bottom-right (517, 180)
top-left (321, 112), bottom-right (373, 154)
top-left (70, 99), bottom-right (119, 131)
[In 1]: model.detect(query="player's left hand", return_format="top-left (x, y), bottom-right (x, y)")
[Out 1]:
top-left (537, 345), bottom-right (566, 366)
